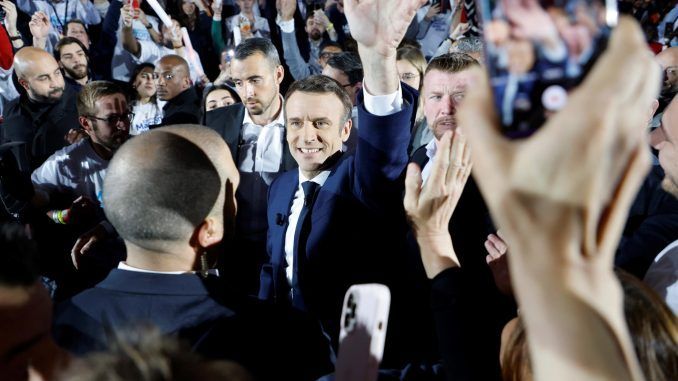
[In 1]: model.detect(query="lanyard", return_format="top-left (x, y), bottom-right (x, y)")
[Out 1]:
top-left (47, 0), bottom-right (70, 31)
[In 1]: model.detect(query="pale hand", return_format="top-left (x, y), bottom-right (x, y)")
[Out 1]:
top-left (0, 0), bottom-right (18, 32)
top-left (29, 11), bottom-right (51, 40)
top-left (276, 0), bottom-right (296, 22)
top-left (458, 17), bottom-right (657, 381)
top-left (344, 0), bottom-right (426, 57)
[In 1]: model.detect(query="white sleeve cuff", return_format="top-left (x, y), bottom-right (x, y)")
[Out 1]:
top-left (276, 16), bottom-right (295, 33)
top-left (363, 81), bottom-right (403, 116)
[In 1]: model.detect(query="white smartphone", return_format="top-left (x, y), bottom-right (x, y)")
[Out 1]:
top-left (335, 284), bottom-right (391, 381)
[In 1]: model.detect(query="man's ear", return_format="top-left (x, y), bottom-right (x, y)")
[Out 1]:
top-left (197, 217), bottom-right (223, 249)
top-left (79, 116), bottom-right (93, 133)
top-left (275, 65), bottom-right (285, 85)
top-left (341, 118), bottom-right (352, 142)
top-left (18, 78), bottom-right (29, 92)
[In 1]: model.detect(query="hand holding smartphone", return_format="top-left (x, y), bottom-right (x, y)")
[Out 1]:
top-left (335, 284), bottom-right (390, 381)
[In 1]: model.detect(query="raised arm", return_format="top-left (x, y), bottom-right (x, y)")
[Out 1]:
top-left (120, 4), bottom-right (140, 56)
top-left (345, 0), bottom-right (425, 96)
top-left (458, 17), bottom-right (657, 381)
top-left (276, 0), bottom-right (312, 80)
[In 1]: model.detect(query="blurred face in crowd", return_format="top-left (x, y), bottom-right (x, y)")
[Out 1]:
top-left (161, 19), bottom-right (182, 46)
top-left (236, 0), bottom-right (254, 13)
top-left (652, 95), bottom-right (678, 197)
top-left (318, 45), bottom-right (342, 68)
top-left (18, 55), bottom-right (65, 103)
top-left (322, 65), bottom-right (359, 106)
top-left (58, 42), bottom-right (89, 81)
top-left (396, 59), bottom-right (421, 90)
top-left (206, 89), bottom-right (236, 111)
top-left (231, 52), bottom-right (283, 116)
top-left (133, 66), bottom-right (156, 100)
top-left (181, 0), bottom-right (196, 15)
top-left (286, 91), bottom-right (351, 178)
top-left (80, 93), bottom-right (130, 152)
top-left (305, 17), bottom-right (324, 41)
top-left (422, 68), bottom-right (474, 140)
top-left (65, 22), bottom-right (90, 49)
top-left (154, 57), bottom-right (191, 101)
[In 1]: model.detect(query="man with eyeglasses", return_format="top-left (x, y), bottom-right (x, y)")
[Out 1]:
top-left (276, 0), bottom-right (342, 81)
top-left (2, 47), bottom-right (79, 171)
top-left (321, 52), bottom-right (362, 152)
top-left (152, 55), bottom-right (201, 126)
top-left (31, 81), bottom-right (130, 230)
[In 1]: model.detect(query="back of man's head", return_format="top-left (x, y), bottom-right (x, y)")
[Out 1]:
top-left (326, 52), bottom-right (363, 86)
top-left (425, 53), bottom-right (480, 77)
top-left (233, 37), bottom-right (281, 68)
top-left (103, 131), bottom-right (221, 252)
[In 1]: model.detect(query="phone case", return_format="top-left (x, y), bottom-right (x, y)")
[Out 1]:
top-left (335, 284), bottom-right (391, 381)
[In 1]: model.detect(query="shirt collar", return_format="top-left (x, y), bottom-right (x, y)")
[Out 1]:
top-left (118, 262), bottom-right (188, 274)
top-left (117, 261), bottom-right (219, 276)
top-left (242, 94), bottom-right (285, 127)
top-left (298, 170), bottom-right (331, 187)
top-left (425, 138), bottom-right (437, 161)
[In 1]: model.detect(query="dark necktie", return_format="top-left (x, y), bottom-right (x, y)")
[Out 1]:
top-left (291, 180), bottom-right (320, 310)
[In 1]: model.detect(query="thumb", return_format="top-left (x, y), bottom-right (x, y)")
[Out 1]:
top-left (404, 163), bottom-right (422, 216)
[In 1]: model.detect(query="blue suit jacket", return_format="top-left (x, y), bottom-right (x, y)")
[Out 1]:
top-left (259, 86), bottom-right (435, 366)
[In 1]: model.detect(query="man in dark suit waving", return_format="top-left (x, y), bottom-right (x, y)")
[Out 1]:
top-left (259, 0), bottom-right (433, 368)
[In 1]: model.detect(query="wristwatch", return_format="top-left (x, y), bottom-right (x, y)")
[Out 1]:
top-left (9, 34), bottom-right (22, 40)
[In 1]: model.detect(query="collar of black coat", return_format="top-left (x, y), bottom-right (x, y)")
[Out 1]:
top-left (163, 86), bottom-right (199, 111)
top-left (98, 268), bottom-right (220, 296)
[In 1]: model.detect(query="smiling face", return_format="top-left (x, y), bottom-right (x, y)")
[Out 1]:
top-left (422, 68), bottom-right (474, 140)
top-left (133, 66), bottom-right (156, 99)
top-left (285, 91), bottom-right (351, 178)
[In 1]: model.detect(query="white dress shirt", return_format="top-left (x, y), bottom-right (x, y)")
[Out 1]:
top-left (644, 240), bottom-right (678, 314)
top-left (421, 138), bottom-right (437, 184)
top-left (118, 262), bottom-right (219, 276)
top-left (284, 171), bottom-right (331, 284)
top-left (238, 95), bottom-right (286, 176)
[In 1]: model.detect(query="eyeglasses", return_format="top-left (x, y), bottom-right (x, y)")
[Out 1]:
top-left (152, 72), bottom-right (175, 81)
top-left (87, 112), bottom-right (134, 125)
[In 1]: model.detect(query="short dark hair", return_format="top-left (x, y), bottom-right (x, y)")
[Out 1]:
top-left (319, 40), bottom-right (342, 54)
top-left (64, 19), bottom-right (87, 35)
top-left (54, 36), bottom-right (89, 61)
top-left (0, 223), bottom-right (39, 287)
top-left (425, 52), bottom-right (480, 77)
top-left (103, 131), bottom-right (221, 251)
top-left (233, 37), bottom-right (281, 67)
top-left (77, 81), bottom-right (128, 117)
top-left (326, 52), bottom-right (363, 86)
top-left (285, 75), bottom-right (352, 125)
